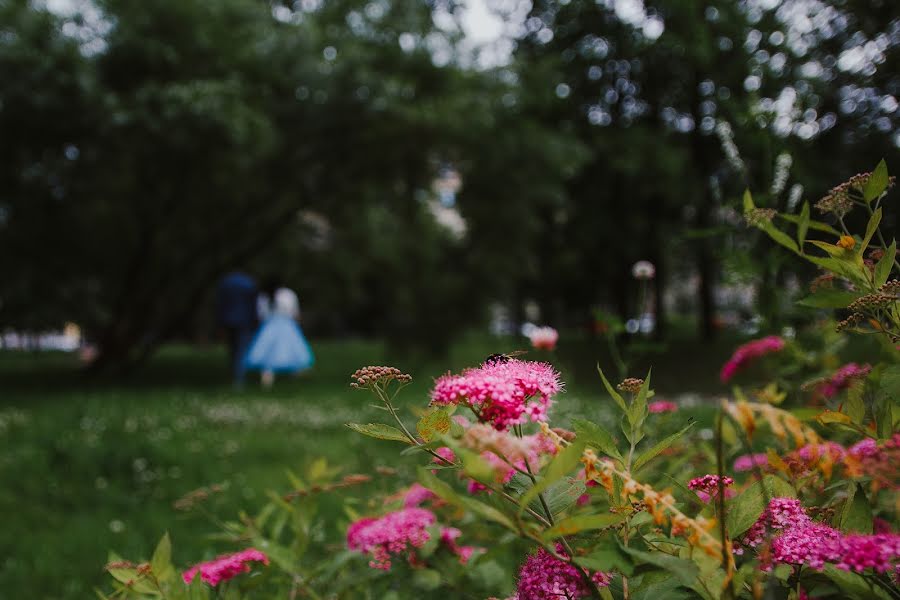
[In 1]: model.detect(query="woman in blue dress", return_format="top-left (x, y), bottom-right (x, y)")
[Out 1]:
top-left (243, 283), bottom-right (314, 387)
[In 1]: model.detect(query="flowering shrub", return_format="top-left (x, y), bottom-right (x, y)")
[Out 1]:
top-left (104, 163), bottom-right (898, 599)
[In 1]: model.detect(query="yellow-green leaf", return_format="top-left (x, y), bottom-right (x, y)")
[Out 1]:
top-left (542, 513), bottom-right (627, 540)
top-left (346, 423), bottom-right (411, 444)
top-left (862, 159), bottom-right (889, 202)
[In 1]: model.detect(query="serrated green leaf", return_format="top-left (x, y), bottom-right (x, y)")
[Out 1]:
top-left (345, 423), bottom-right (411, 444)
top-left (796, 290), bottom-right (861, 309)
top-left (540, 477), bottom-right (586, 516)
top-left (797, 202), bottom-right (810, 248)
top-left (416, 408), bottom-right (451, 442)
top-left (620, 545), bottom-right (698, 586)
top-left (633, 420), bottom-right (695, 472)
top-left (519, 440), bottom-right (586, 516)
top-left (725, 475), bottom-right (796, 536)
top-left (874, 240), bottom-right (896, 287)
top-left (863, 159), bottom-right (889, 203)
top-left (542, 513), bottom-right (627, 540)
top-left (860, 207), bottom-right (882, 254)
top-left (597, 365), bottom-right (628, 414)
top-left (571, 417), bottom-right (622, 461)
top-left (839, 483), bottom-right (873, 534)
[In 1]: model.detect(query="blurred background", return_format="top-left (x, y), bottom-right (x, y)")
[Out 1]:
top-left (0, 0), bottom-right (897, 596)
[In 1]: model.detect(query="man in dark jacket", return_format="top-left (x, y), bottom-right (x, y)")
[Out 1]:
top-left (215, 272), bottom-right (258, 387)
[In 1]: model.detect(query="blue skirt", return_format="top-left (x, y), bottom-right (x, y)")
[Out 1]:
top-left (243, 315), bottom-right (315, 373)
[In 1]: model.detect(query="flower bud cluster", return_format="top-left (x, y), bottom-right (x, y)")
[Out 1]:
top-left (350, 366), bottom-right (412, 388)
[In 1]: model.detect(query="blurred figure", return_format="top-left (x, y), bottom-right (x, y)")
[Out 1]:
top-left (215, 271), bottom-right (259, 387)
top-left (244, 281), bottom-right (314, 387)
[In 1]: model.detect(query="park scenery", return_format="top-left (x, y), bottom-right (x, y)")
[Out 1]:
top-left (1, 1), bottom-right (899, 599)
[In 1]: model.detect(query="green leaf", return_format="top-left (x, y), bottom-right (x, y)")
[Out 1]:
top-left (796, 289), bottom-right (861, 309)
top-left (540, 477), bottom-right (586, 515)
top-left (571, 417), bottom-right (623, 461)
top-left (345, 423), bottom-right (411, 444)
top-left (412, 568), bottom-right (442, 590)
top-left (519, 440), bottom-right (586, 516)
top-left (742, 189), bottom-right (755, 212)
top-left (823, 564), bottom-right (892, 600)
top-left (628, 370), bottom-right (652, 429)
top-left (778, 213), bottom-right (840, 236)
top-left (151, 532), bottom-right (173, 582)
top-left (542, 513), bottom-right (627, 540)
top-left (575, 543), bottom-right (634, 576)
top-left (839, 483), bottom-right (873, 534)
top-left (862, 159), bottom-right (889, 203)
top-left (597, 365), bottom-right (628, 414)
top-left (725, 475), bottom-right (796, 536)
top-left (416, 408), bottom-right (451, 442)
top-left (797, 201), bottom-right (810, 248)
top-left (631, 571), bottom-right (693, 600)
top-left (874, 240), bottom-right (896, 287)
top-left (619, 545), bottom-right (698, 586)
top-left (761, 221), bottom-right (799, 254)
top-left (633, 421), bottom-right (695, 472)
top-left (876, 401), bottom-right (894, 439)
top-left (417, 467), bottom-right (516, 530)
top-left (881, 365), bottom-right (900, 399)
top-left (844, 381), bottom-right (866, 425)
top-left (859, 207), bottom-right (882, 254)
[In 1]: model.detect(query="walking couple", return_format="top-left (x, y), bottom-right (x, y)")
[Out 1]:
top-left (215, 272), bottom-right (314, 388)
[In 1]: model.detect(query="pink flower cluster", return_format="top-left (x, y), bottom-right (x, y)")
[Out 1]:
top-left (347, 507), bottom-right (477, 570)
top-left (846, 434), bottom-right (900, 487)
top-left (733, 453), bottom-right (768, 472)
top-left (347, 508), bottom-right (435, 570)
top-left (719, 336), bottom-right (785, 383)
top-left (817, 362), bottom-right (871, 398)
top-left (182, 548), bottom-right (269, 586)
top-left (515, 546), bottom-right (611, 600)
top-left (688, 474), bottom-right (735, 503)
top-left (739, 497), bottom-right (900, 575)
top-left (648, 400), bottom-right (678, 414)
top-left (431, 359), bottom-right (562, 430)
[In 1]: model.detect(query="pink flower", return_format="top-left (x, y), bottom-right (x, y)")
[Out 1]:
top-left (347, 508), bottom-right (435, 570)
top-left (527, 326), bottom-right (559, 351)
top-left (433, 447), bottom-right (457, 465)
top-left (402, 484), bottom-right (436, 508)
top-left (817, 363), bottom-right (871, 398)
top-left (648, 400), bottom-right (678, 414)
top-left (719, 336), bottom-right (785, 383)
top-left (688, 474), bottom-right (735, 503)
top-left (431, 359), bottom-right (563, 430)
top-left (740, 497), bottom-right (810, 549)
top-left (733, 453), bottom-right (768, 472)
top-left (516, 545), bottom-right (611, 600)
top-left (182, 548), bottom-right (269, 586)
top-left (440, 527), bottom-right (480, 565)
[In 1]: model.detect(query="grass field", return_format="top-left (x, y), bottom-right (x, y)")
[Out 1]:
top-left (0, 333), bottom-right (734, 599)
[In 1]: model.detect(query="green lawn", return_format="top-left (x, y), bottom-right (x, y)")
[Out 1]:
top-left (0, 334), bottom-right (732, 598)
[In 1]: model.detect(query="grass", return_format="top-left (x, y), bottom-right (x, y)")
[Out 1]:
top-left (0, 333), bottom-right (734, 598)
